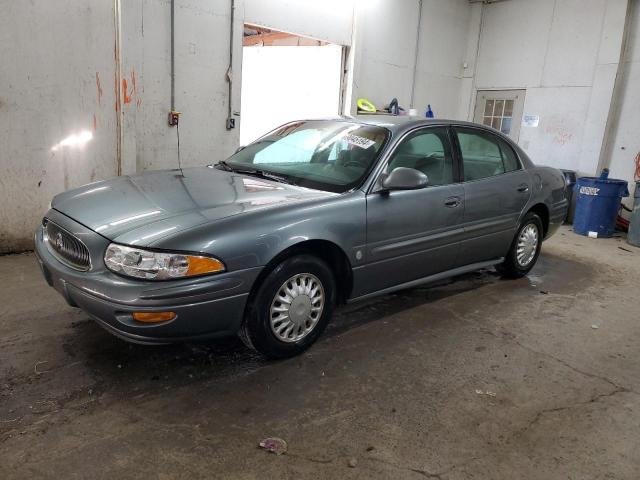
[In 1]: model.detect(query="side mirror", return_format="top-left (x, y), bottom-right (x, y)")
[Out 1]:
top-left (381, 167), bottom-right (428, 191)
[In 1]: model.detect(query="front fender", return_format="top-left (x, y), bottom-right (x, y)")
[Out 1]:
top-left (150, 191), bottom-right (368, 272)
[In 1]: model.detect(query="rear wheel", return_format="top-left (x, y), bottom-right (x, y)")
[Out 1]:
top-left (496, 212), bottom-right (543, 279)
top-left (239, 254), bottom-right (335, 359)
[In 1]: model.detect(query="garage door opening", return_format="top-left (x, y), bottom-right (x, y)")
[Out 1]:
top-left (240, 24), bottom-right (344, 146)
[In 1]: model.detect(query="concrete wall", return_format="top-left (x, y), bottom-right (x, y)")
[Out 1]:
top-left (0, 0), bottom-right (119, 253)
top-left (604, 0), bottom-right (640, 199)
top-left (465, 0), bottom-right (629, 177)
top-left (349, 0), bottom-right (421, 113)
top-left (0, 0), bottom-right (479, 252)
top-left (0, 0), bottom-right (244, 253)
top-left (120, 0), bottom-right (472, 174)
top-left (120, 0), bottom-right (244, 174)
top-left (9, 0), bottom-right (634, 252)
top-left (413, 0), bottom-right (472, 119)
top-left (349, 0), bottom-right (471, 118)
top-left (244, 0), bottom-right (354, 46)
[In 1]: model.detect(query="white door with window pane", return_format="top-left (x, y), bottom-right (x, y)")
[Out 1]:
top-left (473, 90), bottom-right (525, 141)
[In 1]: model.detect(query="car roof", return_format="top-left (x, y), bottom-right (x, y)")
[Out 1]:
top-left (296, 115), bottom-right (499, 136)
top-left (286, 115), bottom-right (533, 168)
top-left (332, 115), bottom-right (534, 169)
top-left (346, 114), bottom-right (483, 133)
top-left (344, 115), bottom-right (527, 148)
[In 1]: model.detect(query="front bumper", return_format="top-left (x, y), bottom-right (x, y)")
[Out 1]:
top-left (35, 209), bottom-right (261, 343)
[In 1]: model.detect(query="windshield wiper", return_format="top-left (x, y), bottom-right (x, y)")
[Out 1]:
top-left (214, 160), bottom-right (235, 171)
top-left (244, 169), bottom-right (295, 185)
top-left (214, 161), bottom-right (294, 185)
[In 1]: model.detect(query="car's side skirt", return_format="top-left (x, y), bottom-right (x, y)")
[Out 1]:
top-left (347, 258), bottom-right (504, 304)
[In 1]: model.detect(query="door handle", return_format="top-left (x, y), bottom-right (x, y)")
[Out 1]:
top-left (444, 196), bottom-right (461, 207)
top-left (517, 184), bottom-right (529, 193)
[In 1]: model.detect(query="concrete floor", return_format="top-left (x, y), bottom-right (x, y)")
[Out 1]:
top-left (1, 225), bottom-right (639, 479)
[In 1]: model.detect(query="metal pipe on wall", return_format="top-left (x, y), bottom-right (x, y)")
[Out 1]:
top-left (467, 3), bottom-right (485, 121)
top-left (226, 0), bottom-right (235, 130)
top-left (409, 0), bottom-right (423, 109)
top-left (597, 0), bottom-right (634, 174)
top-left (170, 0), bottom-right (175, 112)
top-left (114, 0), bottom-right (123, 176)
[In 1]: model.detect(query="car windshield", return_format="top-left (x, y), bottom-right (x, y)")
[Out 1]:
top-left (220, 120), bottom-right (390, 193)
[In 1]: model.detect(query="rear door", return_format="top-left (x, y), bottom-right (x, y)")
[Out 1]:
top-left (357, 126), bottom-right (464, 296)
top-left (453, 126), bottom-right (531, 265)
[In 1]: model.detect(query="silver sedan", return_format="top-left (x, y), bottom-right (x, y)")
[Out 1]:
top-left (35, 117), bottom-right (568, 358)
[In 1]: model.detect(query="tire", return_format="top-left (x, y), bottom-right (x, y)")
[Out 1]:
top-left (240, 254), bottom-right (336, 359)
top-left (496, 212), bottom-right (543, 279)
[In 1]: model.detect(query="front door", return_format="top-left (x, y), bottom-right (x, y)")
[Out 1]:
top-left (473, 90), bottom-right (525, 142)
top-left (357, 126), bottom-right (464, 296)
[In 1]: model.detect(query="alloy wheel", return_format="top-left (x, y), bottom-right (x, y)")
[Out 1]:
top-left (516, 223), bottom-right (539, 267)
top-left (269, 273), bottom-right (325, 343)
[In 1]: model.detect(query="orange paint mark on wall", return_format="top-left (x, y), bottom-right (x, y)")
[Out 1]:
top-left (122, 78), bottom-right (132, 104)
top-left (95, 72), bottom-right (103, 106)
top-left (122, 68), bottom-right (137, 105)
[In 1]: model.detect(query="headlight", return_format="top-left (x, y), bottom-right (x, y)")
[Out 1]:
top-left (104, 244), bottom-right (225, 280)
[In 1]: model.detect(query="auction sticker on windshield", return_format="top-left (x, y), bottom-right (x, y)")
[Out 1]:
top-left (343, 134), bottom-right (376, 149)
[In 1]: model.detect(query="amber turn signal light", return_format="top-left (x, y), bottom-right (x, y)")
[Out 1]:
top-left (132, 311), bottom-right (177, 323)
top-left (186, 256), bottom-right (225, 276)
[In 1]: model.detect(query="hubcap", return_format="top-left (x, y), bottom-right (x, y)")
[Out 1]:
top-left (516, 223), bottom-right (539, 267)
top-left (269, 273), bottom-right (325, 343)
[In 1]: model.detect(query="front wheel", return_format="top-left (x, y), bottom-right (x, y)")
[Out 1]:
top-left (239, 254), bottom-right (336, 359)
top-left (496, 212), bottom-right (543, 279)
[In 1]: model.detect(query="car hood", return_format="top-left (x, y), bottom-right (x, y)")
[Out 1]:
top-left (51, 166), bottom-right (333, 246)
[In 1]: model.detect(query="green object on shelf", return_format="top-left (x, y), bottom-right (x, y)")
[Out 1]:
top-left (357, 98), bottom-right (376, 113)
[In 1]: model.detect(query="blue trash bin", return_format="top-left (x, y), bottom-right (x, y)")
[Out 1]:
top-left (573, 176), bottom-right (629, 237)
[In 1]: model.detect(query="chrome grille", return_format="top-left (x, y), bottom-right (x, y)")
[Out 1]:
top-left (44, 219), bottom-right (91, 271)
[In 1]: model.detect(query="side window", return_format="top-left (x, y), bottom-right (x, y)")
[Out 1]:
top-left (497, 138), bottom-right (521, 172)
top-left (455, 128), bottom-right (519, 181)
top-left (387, 127), bottom-right (453, 186)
